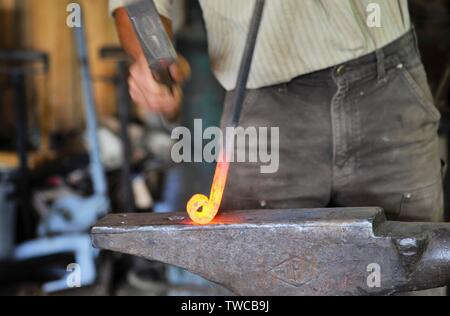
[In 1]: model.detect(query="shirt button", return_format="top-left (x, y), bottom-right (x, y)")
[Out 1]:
top-left (336, 65), bottom-right (346, 76)
top-left (260, 200), bottom-right (267, 208)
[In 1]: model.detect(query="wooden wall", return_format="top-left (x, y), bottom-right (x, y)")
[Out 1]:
top-left (0, 0), bottom-right (120, 133)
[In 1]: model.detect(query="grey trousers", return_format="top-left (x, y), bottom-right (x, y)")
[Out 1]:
top-left (220, 29), bottom-right (444, 223)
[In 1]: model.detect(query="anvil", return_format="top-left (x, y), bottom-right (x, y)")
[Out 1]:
top-left (91, 208), bottom-right (450, 295)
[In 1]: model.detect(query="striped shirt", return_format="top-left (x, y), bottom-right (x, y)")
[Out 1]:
top-left (110, 0), bottom-right (411, 91)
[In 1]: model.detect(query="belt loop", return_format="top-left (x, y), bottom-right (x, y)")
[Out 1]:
top-left (375, 48), bottom-right (386, 84)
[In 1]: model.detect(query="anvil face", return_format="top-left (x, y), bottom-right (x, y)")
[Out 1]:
top-left (92, 208), bottom-right (450, 296)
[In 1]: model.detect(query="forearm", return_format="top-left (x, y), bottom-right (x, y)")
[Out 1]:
top-left (113, 7), bottom-right (173, 61)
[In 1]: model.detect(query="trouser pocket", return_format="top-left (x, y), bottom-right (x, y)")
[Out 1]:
top-left (398, 61), bottom-right (441, 122)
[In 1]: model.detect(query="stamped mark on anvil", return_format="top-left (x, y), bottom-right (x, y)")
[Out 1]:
top-left (269, 256), bottom-right (318, 287)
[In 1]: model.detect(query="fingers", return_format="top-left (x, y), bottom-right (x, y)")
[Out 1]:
top-left (129, 75), bottom-right (176, 111)
top-left (160, 85), bottom-right (183, 121)
top-left (127, 54), bottom-right (190, 121)
top-left (170, 55), bottom-right (191, 83)
top-left (129, 56), bottom-right (169, 97)
top-left (169, 64), bottom-right (184, 83)
top-left (128, 64), bottom-right (182, 120)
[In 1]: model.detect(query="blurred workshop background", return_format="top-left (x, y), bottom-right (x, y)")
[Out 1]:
top-left (0, 0), bottom-right (449, 295)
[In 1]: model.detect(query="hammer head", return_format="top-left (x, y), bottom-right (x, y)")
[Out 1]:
top-left (92, 208), bottom-right (450, 296)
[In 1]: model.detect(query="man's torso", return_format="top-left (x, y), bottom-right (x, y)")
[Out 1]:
top-left (110, 0), bottom-right (411, 90)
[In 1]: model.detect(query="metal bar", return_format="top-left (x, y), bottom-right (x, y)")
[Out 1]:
top-left (225, 0), bottom-right (266, 129)
top-left (186, 0), bottom-right (266, 224)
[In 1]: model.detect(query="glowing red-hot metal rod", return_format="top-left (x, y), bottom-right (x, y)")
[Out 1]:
top-left (187, 152), bottom-right (230, 225)
top-left (187, 0), bottom-right (266, 224)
